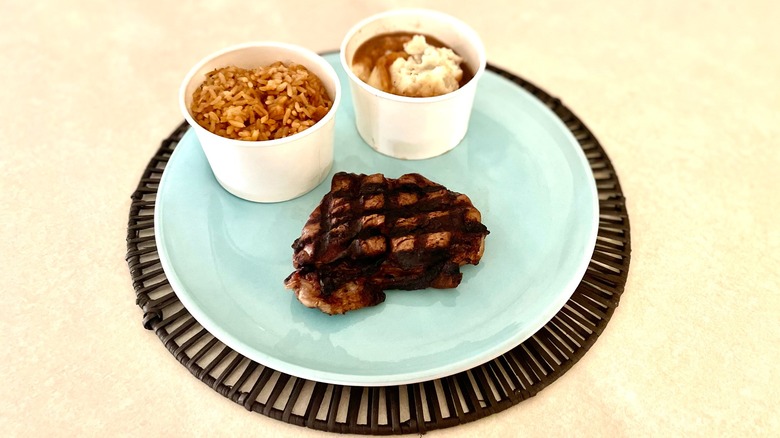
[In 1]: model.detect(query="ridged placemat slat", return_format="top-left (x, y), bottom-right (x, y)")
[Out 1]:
top-left (126, 64), bottom-right (631, 434)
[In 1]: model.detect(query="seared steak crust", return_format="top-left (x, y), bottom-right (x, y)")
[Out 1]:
top-left (284, 172), bottom-right (489, 315)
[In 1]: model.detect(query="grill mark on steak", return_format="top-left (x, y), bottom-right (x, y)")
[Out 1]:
top-left (284, 172), bottom-right (489, 315)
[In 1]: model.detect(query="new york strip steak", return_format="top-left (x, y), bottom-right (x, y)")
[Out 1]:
top-left (284, 172), bottom-right (489, 315)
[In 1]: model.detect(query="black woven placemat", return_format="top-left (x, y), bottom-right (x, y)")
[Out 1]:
top-left (126, 64), bottom-right (630, 434)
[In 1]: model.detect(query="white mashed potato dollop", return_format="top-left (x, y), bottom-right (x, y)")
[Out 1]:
top-left (367, 35), bottom-right (464, 98)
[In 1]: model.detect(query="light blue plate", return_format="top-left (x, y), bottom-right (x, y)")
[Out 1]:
top-left (155, 53), bottom-right (598, 386)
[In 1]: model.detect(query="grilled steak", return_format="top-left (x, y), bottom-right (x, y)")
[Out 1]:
top-left (284, 172), bottom-right (489, 315)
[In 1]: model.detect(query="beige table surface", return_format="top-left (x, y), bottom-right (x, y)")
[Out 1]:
top-left (2, 0), bottom-right (778, 436)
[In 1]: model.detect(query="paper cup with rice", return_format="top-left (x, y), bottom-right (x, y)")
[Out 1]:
top-left (180, 42), bottom-right (341, 203)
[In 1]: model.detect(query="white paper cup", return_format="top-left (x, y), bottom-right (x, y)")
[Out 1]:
top-left (340, 9), bottom-right (486, 160)
top-left (180, 42), bottom-right (341, 203)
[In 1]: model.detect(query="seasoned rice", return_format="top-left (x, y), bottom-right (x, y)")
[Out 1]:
top-left (190, 62), bottom-right (333, 141)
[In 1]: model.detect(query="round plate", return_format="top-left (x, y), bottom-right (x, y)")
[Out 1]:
top-left (155, 53), bottom-right (598, 386)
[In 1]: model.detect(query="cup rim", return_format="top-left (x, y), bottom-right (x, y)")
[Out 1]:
top-left (339, 8), bottom-right (487, 104)
top-left (179, 41), bottom-right (342, 148)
